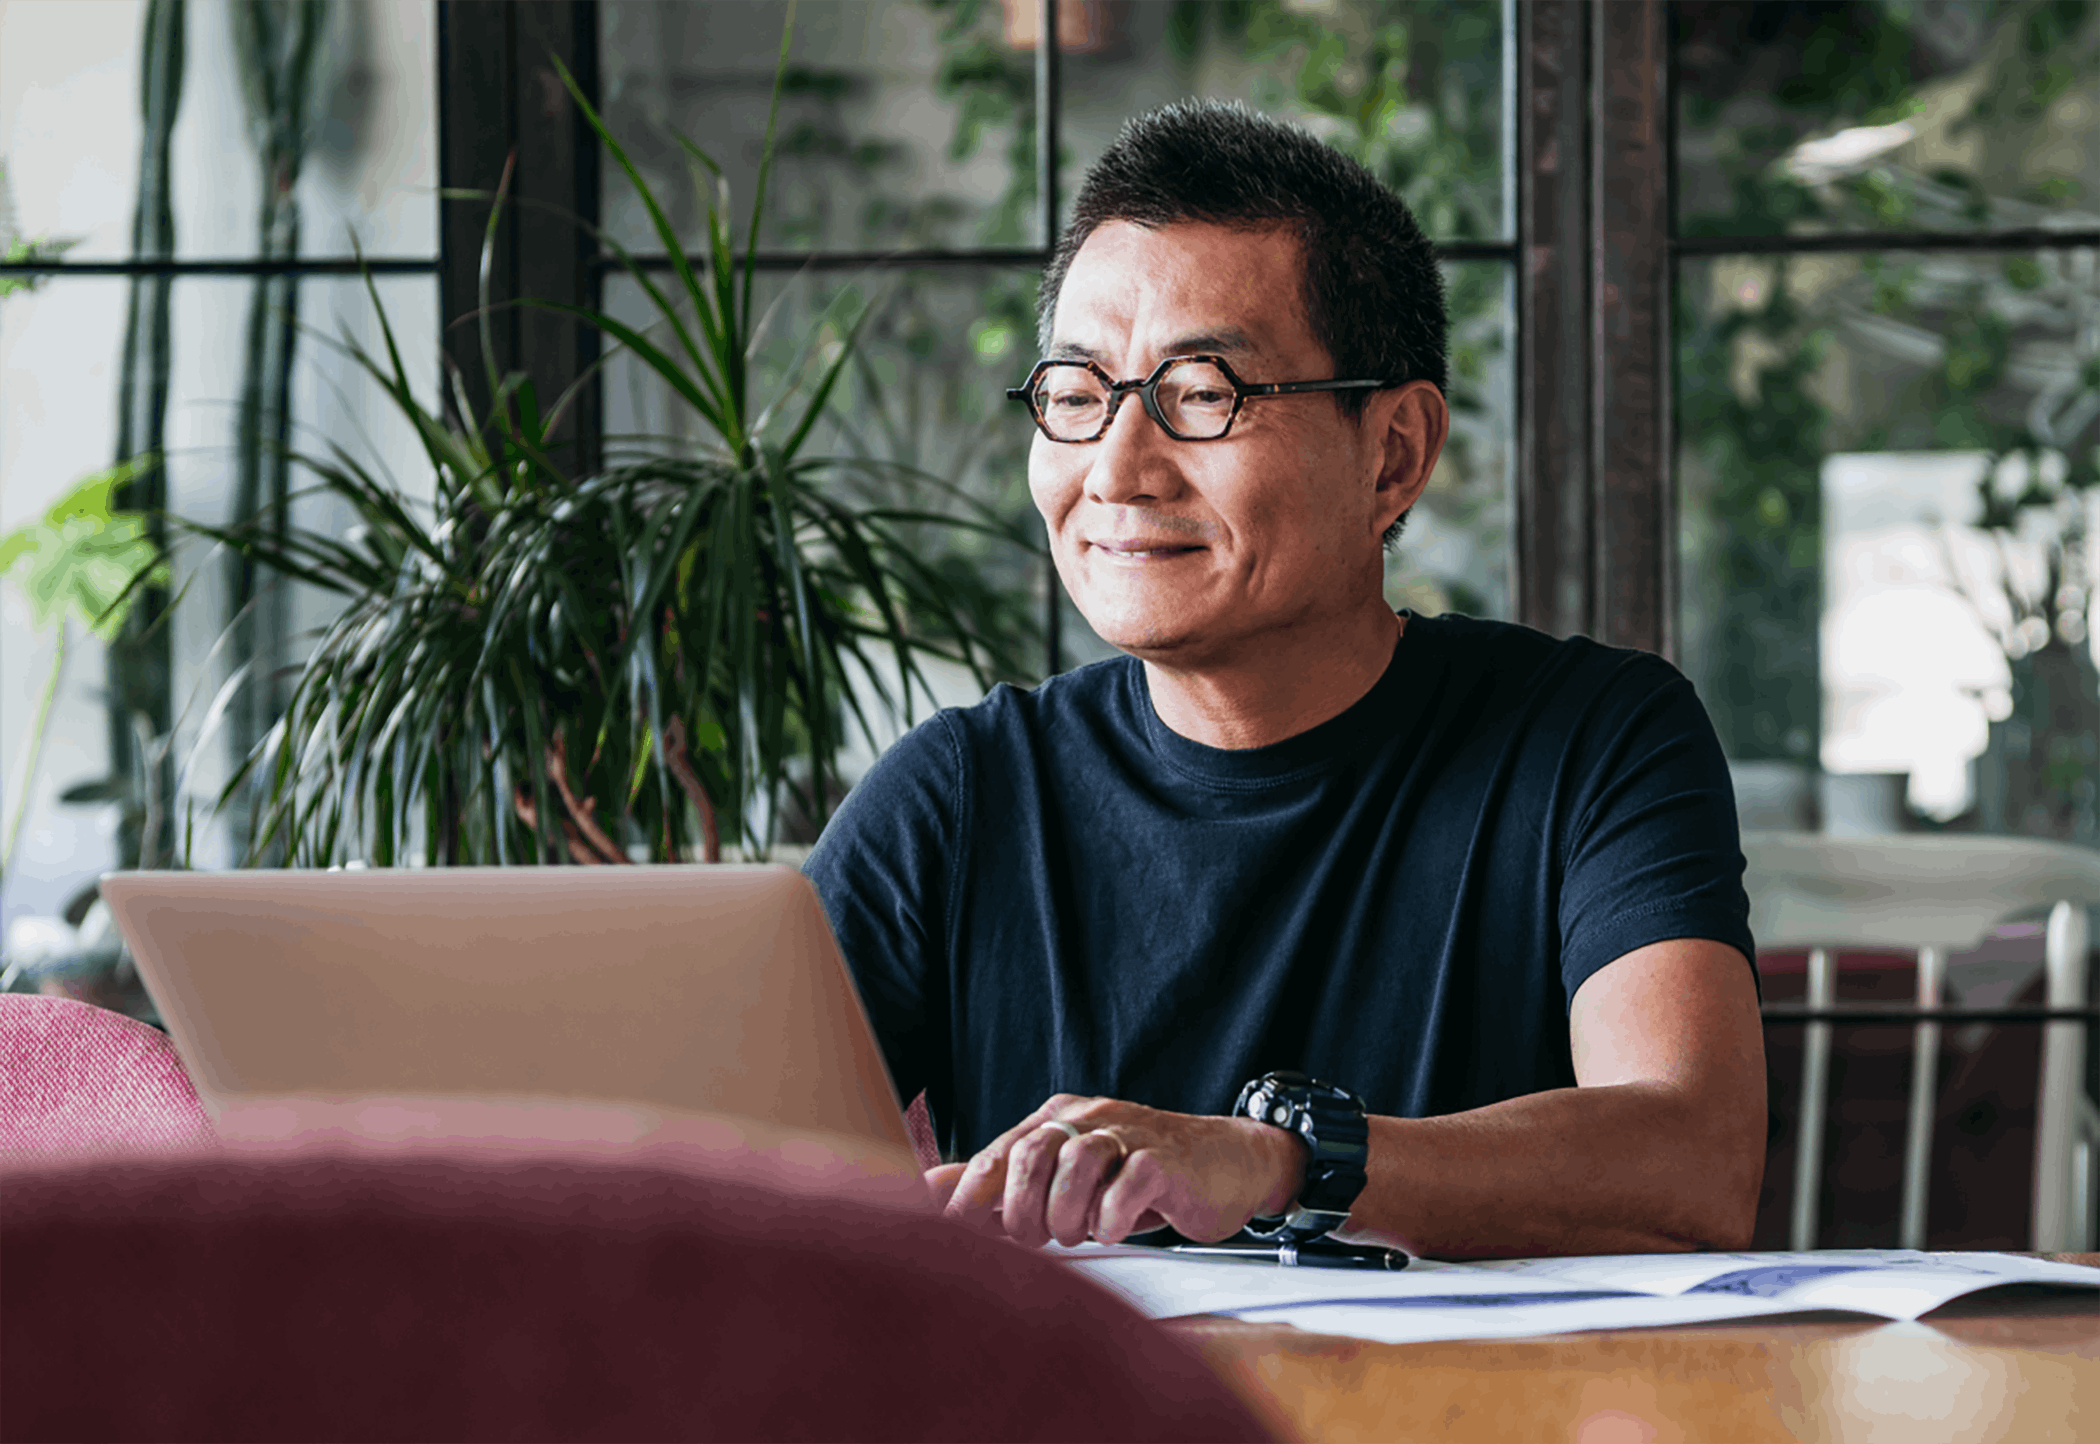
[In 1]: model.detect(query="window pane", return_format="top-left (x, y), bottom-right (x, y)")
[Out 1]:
top-left (1, 274), bottom-right (440, 926)
top-left (1677, 2), bottom-right (2100, 239)
top-left (1060, 0), bottom-right (1510, 243)
top-left (598, 1), bottom-right (1038, 254)
top-left (0, 0), bottom-right (438, 261)
top-left (1677, 247), bottom-right (2100, 841)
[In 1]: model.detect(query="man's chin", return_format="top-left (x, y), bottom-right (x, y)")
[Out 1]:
top-left (1071, 602), bottom-right (1211, 663)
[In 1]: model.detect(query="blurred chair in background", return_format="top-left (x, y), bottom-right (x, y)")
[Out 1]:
top-left (1742, 832), bottom-right (2100, 1252)
top-left (0, 994), bottom-right (214, 1164)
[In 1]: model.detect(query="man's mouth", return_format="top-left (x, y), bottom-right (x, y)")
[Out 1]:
top-left (1090, 540), bottom-right (1205, 560)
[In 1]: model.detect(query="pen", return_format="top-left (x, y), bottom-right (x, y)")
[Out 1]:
top-left (1164, 1240), bottom-right (1410, 1270)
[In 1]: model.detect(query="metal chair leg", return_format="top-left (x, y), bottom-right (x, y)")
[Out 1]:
top-left (1791, 947), bottom-right (1834, 1253)
top-left (1899, 946), bottom-right (1945, 1250)
top-left (2035, 901), bottom-right (2091, 1252)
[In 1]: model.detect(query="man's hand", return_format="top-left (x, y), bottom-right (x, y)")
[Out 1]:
top-left (940, 1094), bottom-right (1307, 1247)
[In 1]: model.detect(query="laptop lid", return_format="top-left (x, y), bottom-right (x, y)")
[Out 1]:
top-left (100, 865), bottom-right (915, 1163)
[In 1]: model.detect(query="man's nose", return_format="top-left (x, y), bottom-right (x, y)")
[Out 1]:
top-left (1082, 394), bottom-right (1176, 505)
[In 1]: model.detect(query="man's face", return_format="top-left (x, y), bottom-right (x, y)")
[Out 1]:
top-left (1030, 220), bottom-right (1406, 666)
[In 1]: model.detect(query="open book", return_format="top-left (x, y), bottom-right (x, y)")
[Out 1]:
top-left (1059, 1247), bottom-right (2100, 1346)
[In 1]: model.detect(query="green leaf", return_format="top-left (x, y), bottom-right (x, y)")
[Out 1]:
top-left (59, 777), bottom-right (133, 805)
top-left (1, 458), bottom-right (165, 636)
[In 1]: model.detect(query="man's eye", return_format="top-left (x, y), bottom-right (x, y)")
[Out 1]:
top-left (1182, 387), bottom-right (1231, 407)
top-left (1043, 389), bottom-right (1101, 411)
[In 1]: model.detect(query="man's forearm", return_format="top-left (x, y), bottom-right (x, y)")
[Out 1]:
top-left (1334, 1081), bottom-right (1764, 1259)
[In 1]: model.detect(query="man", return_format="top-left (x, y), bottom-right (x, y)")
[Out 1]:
top-left (807, 101), bottom-right (1764, 1259)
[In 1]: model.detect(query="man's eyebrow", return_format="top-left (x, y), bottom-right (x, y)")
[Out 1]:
top-left (1164, 329), bottom-right (1254, 355)
top-left (1043, 330), bottom-right (1257, 364)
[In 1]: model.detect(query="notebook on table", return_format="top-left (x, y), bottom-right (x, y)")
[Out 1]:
top-left (99, 865), bottom-right (918, 1173)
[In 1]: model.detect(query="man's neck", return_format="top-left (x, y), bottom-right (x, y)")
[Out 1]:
top-left (1140, 605), bottom-right (1407, 751)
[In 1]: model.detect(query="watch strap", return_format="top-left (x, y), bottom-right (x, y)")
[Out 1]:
top-left (1233, 1071), bottom-right (1369, 1243)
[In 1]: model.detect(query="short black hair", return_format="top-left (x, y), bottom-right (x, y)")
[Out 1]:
top-left (1039, 102), bottom-right (1447, 546)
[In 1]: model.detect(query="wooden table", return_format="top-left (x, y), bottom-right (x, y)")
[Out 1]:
top-left (1170, 1256), bottom-right (2099, 1443)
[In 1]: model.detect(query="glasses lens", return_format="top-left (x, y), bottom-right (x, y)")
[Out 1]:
top-left (1153, 360), bottom-right (1237, 439)
top-left (1031, 364), bottom-right (1111, 440)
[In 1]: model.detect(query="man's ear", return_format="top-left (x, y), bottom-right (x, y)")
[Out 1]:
top-left (1371, 381), bottom-right (1450, 539)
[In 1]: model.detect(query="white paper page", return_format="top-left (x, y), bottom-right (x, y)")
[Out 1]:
top-left (1676, 1255), bottom-right (2100, 1323)
top-left (1056, 1246), bottom-right (1625, 1321)
top-left (1458, 1248), bottom-right (1931, 1293)
top-left (1216, 1291), bottom-right (1794, 1347)
top-left (1059, 1247), bottom-right (2099, 1347)
top-left (1457, 1250), bottom-right (2100, 1321)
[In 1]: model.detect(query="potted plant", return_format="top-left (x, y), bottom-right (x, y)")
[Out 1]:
top-left (200, 19), bottom-right (1036, 868)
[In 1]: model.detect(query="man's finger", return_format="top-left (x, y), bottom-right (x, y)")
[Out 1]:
top-left (923, 1162), bottom-right (967, 1211)
top-left (958, 1097), bottom-right (1078, 1182)
top-left (944, 1101), bottom-right (1074, 1228)
top-left (1091, 1148), bottom-right (1171, 1244)
top-left (999, 1121), bottom-right (1073, 1248)
top-left (944, 1147), bottom-right (1011, 1230)
top-left (1046, 1131), bottom-right (1126, 1247)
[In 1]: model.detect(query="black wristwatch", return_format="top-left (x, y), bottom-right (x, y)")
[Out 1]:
top-left (1232, 1071), bottom-right (1370, 1244)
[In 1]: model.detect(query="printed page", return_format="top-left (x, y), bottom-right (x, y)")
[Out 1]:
top-left (1057, 1246), bottom-right (1622, 1321)
top-left (1204, 1290), bottom-right (1795, 1347)
top-left (1056, 1246), bottom-right (2100, 1346)
top-left (1454, 1250), bottom-right (2100, 1321)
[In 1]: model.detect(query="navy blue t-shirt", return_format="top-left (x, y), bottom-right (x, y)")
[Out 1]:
top-left (806, 613), bottom-right (1755, 1160)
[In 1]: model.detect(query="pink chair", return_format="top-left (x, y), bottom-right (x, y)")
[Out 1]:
top-left (0, 995), bottom-right (215, 1163)
top-left (1, 1149), bottom-right (1273, 1442)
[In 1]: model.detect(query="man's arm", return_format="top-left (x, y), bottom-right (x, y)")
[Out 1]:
top-left (939, 938), bottom-right (1766, 1257)
top-left (1336, 938), bottom-right (1765, 1256)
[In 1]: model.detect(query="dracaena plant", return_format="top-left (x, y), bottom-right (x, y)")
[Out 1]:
top-left (198, 12), bottom-right (1036, 867)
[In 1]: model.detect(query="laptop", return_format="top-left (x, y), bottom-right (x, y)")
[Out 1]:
top-left (99, 865), bottom-right (918, 1167)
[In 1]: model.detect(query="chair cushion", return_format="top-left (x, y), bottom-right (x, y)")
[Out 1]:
top-left (0, 995), bottom-right (214, 1163)
top-left (1, 1151), bottom-right (1272, 1443)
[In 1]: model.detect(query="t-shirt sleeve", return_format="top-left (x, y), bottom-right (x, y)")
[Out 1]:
top-left (1555, 655), bottom-right (1757, 1007)
top-left (802, 712), bottom-right (964, 1106)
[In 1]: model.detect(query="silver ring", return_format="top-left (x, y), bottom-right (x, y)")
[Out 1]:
top-left (1044, 1119), bottom-right (1082, 1142)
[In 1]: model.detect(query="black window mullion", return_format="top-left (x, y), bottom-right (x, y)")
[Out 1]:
top-left (438, 0), bottom-right (598, 468)
top-left (1674, 228), bottom-right (2100, 257)
top-left (1592, 0), bottom-right (1674, 661)
top-left (514, 0), bottom-right (601, 474)
top-left (1037, 0), bottom-right (1062, 677)
top-left (0, 258), bottom-right (437, 277)
top-left (439, 0), bottom-right (516, 435)
top-left (1516, 0), bottom-right (1592, 643)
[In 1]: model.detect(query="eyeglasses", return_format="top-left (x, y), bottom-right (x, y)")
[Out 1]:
top-left (1006, 355), bottom-right (1398, 443)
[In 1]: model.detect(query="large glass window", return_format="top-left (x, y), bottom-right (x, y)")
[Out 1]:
top-left (1, 2), bottom-right (438, 950)
top-left (1674, 0), bottom-right (2100, 843)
